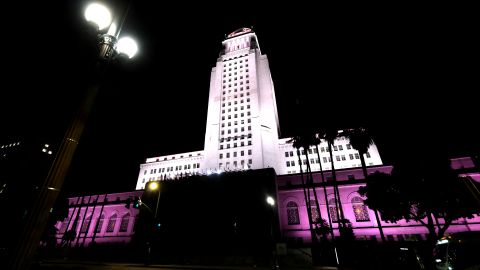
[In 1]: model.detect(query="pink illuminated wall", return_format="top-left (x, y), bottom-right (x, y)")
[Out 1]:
top-left (55, 191), bottom-right (143, 246)
top-left (58, 158), bottom-right (479, 247)
top-left (277, 160), bottom-right (480, 243)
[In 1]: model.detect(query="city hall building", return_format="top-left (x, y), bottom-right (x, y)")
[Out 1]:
top-left (54, 28), bottom-right (480, 246)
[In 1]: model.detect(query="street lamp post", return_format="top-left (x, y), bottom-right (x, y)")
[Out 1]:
top-left (266, 196), bottom-right (279, 270)
top-left (143, 181), bottom-right (161, 265)
top-left (8, 3), bottom-right (137, 270)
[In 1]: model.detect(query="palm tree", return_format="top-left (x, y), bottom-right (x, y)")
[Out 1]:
top-left (301, 133), bottom-right (328, 240)
top-left (290, 134), bottom-right (325, 265)
top-left (344, 127), bottom-right (386, 242)
top-left (323, 129), bottom-right (346, 230)
top-left (313, 133), bottom-right (335, 240)
top-left (290, 136), bottom-right (318, 244)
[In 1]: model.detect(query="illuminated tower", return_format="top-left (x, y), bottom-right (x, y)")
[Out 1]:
top-left (134, 27), bottom-right (383, 190)
top-left (202, 28), bottom-right (281, 172)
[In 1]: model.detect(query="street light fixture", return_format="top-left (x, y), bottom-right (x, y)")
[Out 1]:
top-left (266, 196), bottom-right (275, 206)
top-left (147, 181), bottom-right (161, 219)
top-left (84, 2), bottom-right (138, 61)
top-left (8, 3), bottom-right (138, 270)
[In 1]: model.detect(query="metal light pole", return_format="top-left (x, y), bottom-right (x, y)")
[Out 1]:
top-left (8, 3), bottom-right (137, 269)
top-left (143, 181), bottom-right (161, 265)
top-left (266, 196), bottom-right (279, 270)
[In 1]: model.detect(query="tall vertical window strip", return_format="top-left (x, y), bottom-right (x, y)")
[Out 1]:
top-left (352, 197), bottom-right (370, 222)
top-left (287, 201), bottom-right (300, 225)
top-left (328, 198), bottom-right (339, 223)
top-left (96, 214), bottom-right (105, 233)
top-left (106, 214), bottom-right (117, 232)
top-left (80, 215), bottom-right (91, 234)
top-left (60, 218), bottom-right (69, 234)
top-left (310, 202), bottom-right (320, 224)
top-left (119, 213), bottom-right (130, 232)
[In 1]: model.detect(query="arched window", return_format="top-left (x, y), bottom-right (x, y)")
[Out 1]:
top-left (119, 213), bottom-right (130, 232)
top-left (351, 196), bottom-right (370, 222)
top-left (106, 214), bottom-right (117, 232)
top-left (308, 200), bottom-right (321, 224)
top-left (287, 201), bottom-right (300, 225)
top-left (328, 198), bottom-right (339, 223)
top-left (80, 215), bottom-right (91, 234)
top-left (95, 213), bottom-right (105, 233)
top-left (59, 218), bottom-right (69, 234)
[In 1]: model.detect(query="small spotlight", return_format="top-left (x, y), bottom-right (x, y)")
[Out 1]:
top-left (42, 149), bottom-right (47, 152)
top-left (48, 151), bottom-right (53, 155)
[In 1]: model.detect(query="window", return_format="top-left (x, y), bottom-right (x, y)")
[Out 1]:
top-left (333, 145), bottom-right (338, 151)
top-left (248, 149), bottom-right (252, 155)
top-left (347, 144), bottom-right (351, 150)
top-left (119, 213), bottom-right (130, 232)
top-left (287, 201), bottom-right (300, 225)
top-left (290, 151), bottom-right (294, 156)
top-left (285, 152), bottom-right (289, 157)
top-left (328, 198), bottom-right (339, 222)
top-left (349, 154), bottom-right (354, 160)
top-left (80, 215), bottom-right (91, 234)
top-left (341, 155), bottom-right (346, 161)
top-left (219, 154), bottom-right (223, 159)
top-left (286, 161), bottom-right (290, 167)
top-left (291, 160), bottom-right (295, 166)
top-left (338, 145), bottom-right (343, 151)
top-left (59, 219), bottom-right (68, 234)
top-left (366, 152), bottom-right (371, 158)
top-left (310, 202), bottom-right (321, 224)
top-left (352, 197), bottom-right (370, 222)
top-left (96, 214), bottom-right (105, 233)
top-left (106, 214), bottom-right (117, 232)
top-left (354, 153), bottom-right (360, 159)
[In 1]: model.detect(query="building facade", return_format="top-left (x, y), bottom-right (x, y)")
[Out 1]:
top-left (135, 27), bottom-right (382, 190)
top-left (57, 28), bottom-right (480, 246)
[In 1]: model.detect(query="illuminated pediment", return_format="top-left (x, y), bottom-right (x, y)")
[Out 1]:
top-left (227, 27), bottom-right (252, 38)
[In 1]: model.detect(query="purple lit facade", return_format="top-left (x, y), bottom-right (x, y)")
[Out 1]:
top-left (56, 158), bottom-right (480, 245)
top-left (277, 158), bottom-right (480, 243)
top-left (55, 191), bottom-right (143, 246)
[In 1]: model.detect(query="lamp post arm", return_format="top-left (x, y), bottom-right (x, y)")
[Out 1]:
top-left (139, 198), bottom-right (154, 215)
top-left (154, 191), bottom-right (160, 219)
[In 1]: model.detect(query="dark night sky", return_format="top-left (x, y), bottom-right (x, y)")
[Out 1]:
top-left (1, 2), bottom-right (478, 195)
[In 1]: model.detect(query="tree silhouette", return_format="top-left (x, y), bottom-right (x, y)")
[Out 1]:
top-left (360, 161), bottom-right (480, 243)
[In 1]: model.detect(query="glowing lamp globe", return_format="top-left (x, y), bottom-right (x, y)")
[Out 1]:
top-left (266, 196), bottom-right (275, 206)
top-left (148, 181), bottom-right (159, 191)
top-left (85, 3), bottom-right (112, 31)
top-left (116, 37), bottom-right (138, 59)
